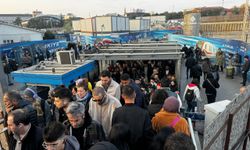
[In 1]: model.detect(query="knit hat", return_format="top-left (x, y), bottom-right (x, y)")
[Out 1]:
top-left (162, 96), bottom-right (179, 113)
top-left (244, 55), bottom-right (249, 59)
top-left (23, 88), bottom-right (37, 98)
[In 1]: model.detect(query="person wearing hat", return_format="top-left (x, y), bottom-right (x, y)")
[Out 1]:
top-left (242, 55), bottom-right (250, 86)
top-left (23, 87), bottom-right (52, 127)
top-left (151, 96), bottom-right (190, 136)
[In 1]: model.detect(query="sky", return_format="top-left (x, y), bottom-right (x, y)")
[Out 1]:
top-left (0, 0), bottom-right (245, 18)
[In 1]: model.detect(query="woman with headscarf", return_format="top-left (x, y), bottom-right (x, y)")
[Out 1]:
top-left (151, 96), bottom-right (190, 136)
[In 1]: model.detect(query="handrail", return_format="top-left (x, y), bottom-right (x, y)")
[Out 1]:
top-left (188, 118), bottom-right (199, 150)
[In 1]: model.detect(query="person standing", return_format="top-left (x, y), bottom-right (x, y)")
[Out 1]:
top-left (96, 70), bottom-right (121, 100)
top-left (242, 55), bottom-right (250, 86)
top-left (183, 78), bottom-right (201, 112)
top-left (190, 61), bottom-right (202, 83)
top-left (43, 122), bottom-right (80, 150)
top-left (202, 58), bottom-right (211, 80)
top-left (112, 85), bottom-right (153, 150)
top-left (202, 73), bottom-right (220, 104)
top-left (65, 102), bottom-right (106, 149)
top-left (185, 54), bottom-right (196, 79)
top-left (120, 73), bottom-right (146, 108)
top-left (152, 96), bottom-right (190, 136)
top-left (216, 48), bottom-right (225, 72)
top-left (7, 109), bottom-right (43, 150)
top-left (88, 87), bottom-right (121, 136)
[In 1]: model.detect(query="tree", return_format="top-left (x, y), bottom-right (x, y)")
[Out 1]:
top-left (13, 17), bottom-right (22, 26)
top-left (232, 6), bottom-right (240, 15)
top-left (43, 30), bottom-right (55, 40)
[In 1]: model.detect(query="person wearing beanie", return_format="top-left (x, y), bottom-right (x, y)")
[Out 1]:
top-left (152, 96), bottom-right (190, 136)
top-left (23, 88), bottom-right (52, 127)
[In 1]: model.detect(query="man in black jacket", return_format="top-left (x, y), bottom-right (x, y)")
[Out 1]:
top-left (3, 91), bottom-right (38, 125)
top-left (7, 109), bottom-right (43, 150)
top-left (120, 73), bottom-right (146, 108)
top-left (112, 85), bottom-right (154, 150)
top-left (242, 55), bottom-right (250, 86)
top-left (185, 54), bottom-right (196, 79)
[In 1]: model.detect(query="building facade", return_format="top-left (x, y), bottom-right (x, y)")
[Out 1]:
top-left (0, 22), bottom-right (43, 44)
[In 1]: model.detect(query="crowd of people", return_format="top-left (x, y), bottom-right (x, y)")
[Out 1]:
top-left (0, 58), bottom-right (195, 150)
top-left (1, 44), bottom-right (249, 150)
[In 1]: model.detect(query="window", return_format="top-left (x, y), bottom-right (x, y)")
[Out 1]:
top-left (3, 40), bottom-right (6, 44)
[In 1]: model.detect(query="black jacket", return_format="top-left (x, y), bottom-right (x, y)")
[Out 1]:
top-left (202, 78), bottom-right (220, 95)
top-left (9, 125), bottom-right (43, 150)
top-left (147, 104), bottom-right (162, 119)
top-left (191, 64), bottom-right (202, 78)
top-left (242, 60), bottom-right (250, 74)
top-left (185, 57), bottom-right (196, 68)
top-left (66, 117), bottom-right (106, 150)
top-left (112, 104), bottom-right (154, 150)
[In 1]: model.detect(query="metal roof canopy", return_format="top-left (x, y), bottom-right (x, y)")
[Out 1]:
top-left (107, 42), bottom-right (179, 47)
top-left (99, 46), bottom-right (182, 53)
top-left (82, 42), bottom-right (183, 60)
top-left (80, 52), bottom-right (183, 60)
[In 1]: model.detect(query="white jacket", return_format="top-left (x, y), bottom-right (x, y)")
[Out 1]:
top-left (88, 94), bottom-right (121, 136)
top-left (183, 83), bottom-right (202, 102)
top-left (96, 79), bottom-right (121, 100)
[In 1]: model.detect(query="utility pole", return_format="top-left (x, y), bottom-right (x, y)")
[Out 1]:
top-left (242, 0), bottom-right (249, 42)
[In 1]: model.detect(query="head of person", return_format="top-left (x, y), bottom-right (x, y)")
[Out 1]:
top-left (244, 55), bottom-right (249, 61)
top-left (23, 87), bottom-right (39, 102)
top-left (92, 87), bottom-right (107, 105)
top-left (3, 91), bottom-right (23, 113)
top-left (206, 73), bottom-right (214, 79)
top-left (151, 89), bottom-right (169, 105)
top-left (53, 86), bottom-right (72, 109)
top-left (120, 73), bottom-right (131, 87)
top-left (191, 78), bottom-right (199, 87)
top-left (109, 123), bottom-right (130, 150)
top-left (164, 132), bottom-right (195, 150)
top-left (7, 109), bottom-right (30, 136)
top-left (66, 102), bottom-right (86, 128)
top-left (100, 70), bottom-right (112, 87)
top-left (150, 127), bottom-right (175, 150)
top-left (163, 96), bottom-right (179, 113)
top-left (76, 81), bottom-right (89, 99)
top-left (43, 122), bottom-right (66, 150)
top-left (89, 141), bottom-right (118, 150)
top-left (240, 86), bottom-right (247, 95)
top-left (121, 85), bottom-right (136, 103)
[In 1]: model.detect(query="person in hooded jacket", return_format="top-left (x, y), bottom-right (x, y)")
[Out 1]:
top-left (183, 78), bottom-right (202, 112)
top-left (43, 121), bottom-right (80, 150)
top-left (202, 73), bottom-right (220, 104)
top-left (23, 87), bottom-right (52, 127)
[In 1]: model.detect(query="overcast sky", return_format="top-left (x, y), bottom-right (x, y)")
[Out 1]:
top-left (0, 0), bottom-right (245, 18)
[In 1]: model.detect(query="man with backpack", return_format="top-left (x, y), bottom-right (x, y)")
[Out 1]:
top-left (183, 78), bottom-right (201, 112)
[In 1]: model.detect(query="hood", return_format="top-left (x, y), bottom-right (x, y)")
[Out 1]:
top-left (64, 135), bottom-right (80, 150)
top-left (188, 83), bottom-right (197, 88)
top-left (89, 141), bottom-right (118, 150)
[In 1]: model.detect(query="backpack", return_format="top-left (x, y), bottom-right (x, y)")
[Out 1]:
top-left (185, 89), bottom-right (195, 102)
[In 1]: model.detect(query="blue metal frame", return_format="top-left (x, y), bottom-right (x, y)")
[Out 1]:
top-left (11, 60), bottom-right (97, 87)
